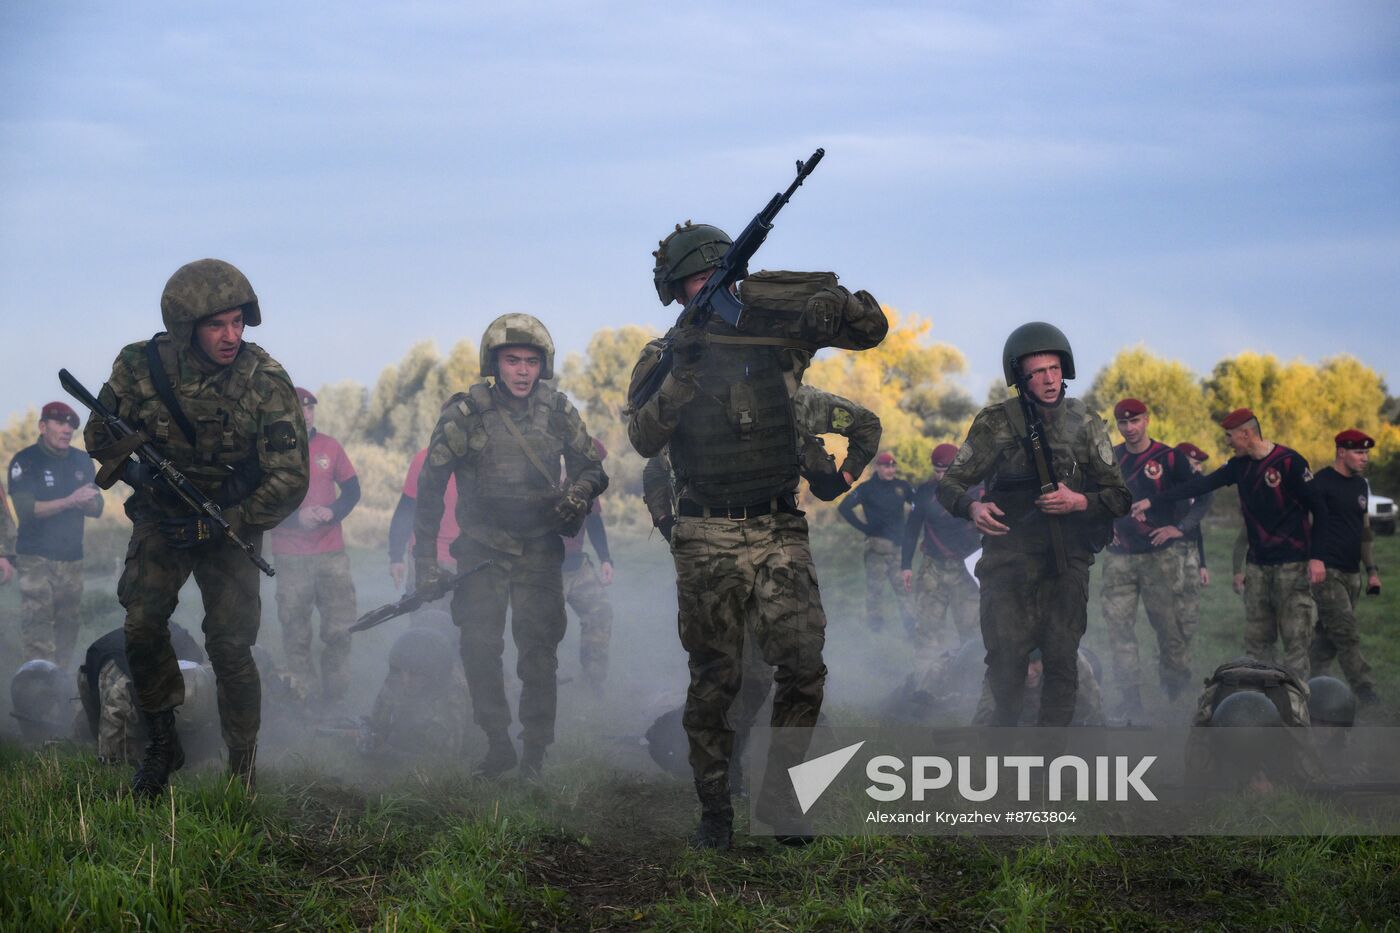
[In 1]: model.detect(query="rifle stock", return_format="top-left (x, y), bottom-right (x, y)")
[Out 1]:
top-left (1011, 364), bottom-right (1069, 575)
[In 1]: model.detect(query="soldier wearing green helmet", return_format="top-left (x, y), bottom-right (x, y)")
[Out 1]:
top-left (630, 219), bottom-right (888, 849)
top-left (83, 258), bottom-right (309, 798)
top-left (413, 313), bottom-right (607, 782)
top-left (937, 322), bottom-right (1129, 727)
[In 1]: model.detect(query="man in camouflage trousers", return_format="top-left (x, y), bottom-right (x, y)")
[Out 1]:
top-left (1174, 442), bottom-right (1215, 644)
top-left (562, 438), bottom-right (615, 694)
top-left (901, 444), bottom-right (982, 661)
top-left (938, 323), bottom-right (1129, 727)
top-left (839, 451), bottom-right (915, 632)
top-left (269, 387), bottom-right (361, 706)
top-left (1100, 398), bottom-right (1212, 713)
top-left (629, 221), bottom-right (887, 848)
top-left (85, 258), bottom-right (309, 797)
top-left (413, 314), bottom-right (607, 782)
top-left (0, 484), bottom-right (17, 601)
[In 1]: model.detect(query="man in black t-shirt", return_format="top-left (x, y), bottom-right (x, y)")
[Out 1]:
top-left (7, 402), bottom-right (103, 667)
top-left (1174, 442), bottom-right (1215, 644)
top-left (900, 444), bottom-right (982, 660)
top-left (1308, 429), bottom-right (1382, 705)
top-left (1133, 408), bottom-right (1328, 679)
top-left (839, 451), bottom-right (915, 632)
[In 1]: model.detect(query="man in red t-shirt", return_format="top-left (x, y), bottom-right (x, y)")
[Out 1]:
top-left (388, 446), bottom-right (460, 590)
top-left (268, 388), bottom-right (361, 704)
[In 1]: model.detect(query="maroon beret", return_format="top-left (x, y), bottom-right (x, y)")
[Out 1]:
top-left (1334, 429), bottom-right (1374, 450)
top-left (295, 387), bottom-right (318, 406)
top-left (40, 401), bottom-right (79, 427)
top-left (875, 451), bottom-right (896, 466)
top-left (1175, 442), bottom-right (1209, 462)
top-left (931, 443), bottom-right (959, 468)
top-left (1220, 408), bottom-right (1256, 430)
top-left (1114, 398), bottom-right (1147, 420)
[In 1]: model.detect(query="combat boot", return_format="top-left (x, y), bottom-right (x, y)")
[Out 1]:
top-left (228, 746), bottom-right (257, 792)
top-left (131, 709), bottom-right (184, 800)
top-left (691, 776), bottom-right (733, 850)
top-left (474, 730), bottom-right (518, 779)
top-left (519, 742), bottom-right (546, 783)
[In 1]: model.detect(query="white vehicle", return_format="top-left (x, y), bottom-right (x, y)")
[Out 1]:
top-left (1369, 481), bottom-right (1396, 536)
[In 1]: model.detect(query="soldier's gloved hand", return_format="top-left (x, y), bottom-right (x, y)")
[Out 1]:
top-left (805, 466), bottom-right (852, 502)
top-left (121, 460), bottom-right (157, 491)
top-left (669, 326), bottom-right (708, 376)
top-left (657, 516), bottom-right (676, 543)
top-left (159, 514), bottom-right (215, 549)
top-left (414, 559), bottom-right (442, 592)
top-left (553, 486), bottom-right (590, 537)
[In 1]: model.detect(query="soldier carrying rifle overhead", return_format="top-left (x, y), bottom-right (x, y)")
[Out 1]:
top-left (937, 322), bottom-right (1129, 727)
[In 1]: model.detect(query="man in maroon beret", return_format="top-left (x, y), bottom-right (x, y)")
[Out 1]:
top-left (6, 401), bottom-right (104, 666)
top-left (1131, 408), bottom-right (1328, 679)
top-left (1306, 429), bottom-right (1381, 705)
top-left (901, 444), bottom-right (982, 661)
top-left (1174, 442), bottom-right (1214, 644)
top-left (1101, 399), bottom-right (1213, 714)
top-left (839, 450), bottom-right (915, 632)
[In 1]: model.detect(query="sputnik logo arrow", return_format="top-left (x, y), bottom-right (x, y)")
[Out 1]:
top-left (788, 741), bottom-right (865, 814)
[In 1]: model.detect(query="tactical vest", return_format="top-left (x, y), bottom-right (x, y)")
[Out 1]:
top-left (124, 337), bottom-right (271, 504)
top-left (668, 340), bottom-right (799, 508)
top-left (456, 383), bottom-right (566, 533)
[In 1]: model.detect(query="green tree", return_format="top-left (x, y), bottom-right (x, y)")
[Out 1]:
top-left (1084, 346), bottom-right (1216, 453)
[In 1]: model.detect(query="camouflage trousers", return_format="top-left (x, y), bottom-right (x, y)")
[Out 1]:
top-left (1243, 561), bottom-right (1317, 680)
top-left (1179, 546), bottom-right (1203, 643)
top-left (75, 661), bottom-right (141, 764)
top-left (562, 555), bottom-right (614, 688)
top-left (1309, 569), bottom-right (1374, 691)
top-left (275, 550), bottom-right (358, 702)
top-left (1100, 544), bottom-right (1193, 696)
top-left (672, 511), bottom-right (827, 784)
top-left (17, 555), bottom-right (83, 667)
top-left (912, 554), bottom-right (980, 662)
top-left (976, 545), bottom-right (1092, 727)
top-left (864, 537), bottom-right (914, 631)
top-left (450, 533), bottom-right (566, 748)
top-left (117, 523), bottom-right (262, 750)
top-left (971, 654), bottom-right (1105, 726)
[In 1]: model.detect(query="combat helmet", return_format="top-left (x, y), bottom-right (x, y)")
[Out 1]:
top-left (177, 661), bottom-right (219, 732)
top-left (9, 659), bottom-right (69, 741)
top-left (1210, 690), bottom-right (1283, 727)
top-left (652, 221), bottom-right (731, 306)
top-left (389, 628), bottom-right (455, 684)
top-left (479, 313), bottom-right (556, 380)
top-left (161, 259), bottom-right (261, 347)
top-left (1307, 676), bottom-right (1357, 727)
top-left (1002, 322), bottom-right (1076, 386)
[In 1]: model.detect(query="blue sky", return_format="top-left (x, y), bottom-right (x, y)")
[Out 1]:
top-left (2, 1), bottom-right (1397, 416)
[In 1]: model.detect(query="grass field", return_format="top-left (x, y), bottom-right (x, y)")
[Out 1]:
top-left (2, 522), bottom-right (1399, 929)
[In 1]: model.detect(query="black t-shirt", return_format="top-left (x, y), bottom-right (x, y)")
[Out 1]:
top-left (7, 442), bottom-right (97, 562)
top-left (1110, 440), bottom-right (1200, 554)
top-left (1310, 466), bottom-right (1368, 572)
top-left (1157, 444), bottom-right (1325, 566)
top-left (902, 479), bottom-right (982, 568)
top-left (839, 476), bottom-right (914, 544)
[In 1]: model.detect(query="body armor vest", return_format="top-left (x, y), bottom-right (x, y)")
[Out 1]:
top-left (125, 337), bottom-right (268, 509)
top-left (983, 397), bottom-right (1095, 550)
top-left (669, 342), bottom-right (799, 508)
top-left (459, 383), bottom-right (565, 535)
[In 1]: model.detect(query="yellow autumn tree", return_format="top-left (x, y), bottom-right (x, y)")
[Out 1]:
top-left (1084, 346), bottom-right (1217, 453)
top-left (559, 325), bottom-right (658, 502)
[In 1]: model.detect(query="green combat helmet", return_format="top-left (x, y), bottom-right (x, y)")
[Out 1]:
top-left (1307, 676), bottom-right (1357, 727)
top-left (1002, 321), bottom-right (1076, 386)
top-left (478, 313), bottom-right (556, 380)
top-left (1210, 690), bottom-right (1283, 727)
top-left (652, 221), bottom-right (732, 305)
top-left (161, 259), bottom-right (261, 346)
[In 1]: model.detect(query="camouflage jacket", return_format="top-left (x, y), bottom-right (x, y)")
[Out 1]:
top-left (641, 383), bottom-right (881, 529)
top-left (84, 337), bottom-right (308, 530)
top-left (0, 484), bottom-right (16, 555)
top-left (413, 381), bottom-right (607, 559)
top-left (937, 395), bottom-right (1129, 555)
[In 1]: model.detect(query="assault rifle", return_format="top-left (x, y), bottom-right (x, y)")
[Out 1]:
top-left (58, 368), bottom-right (275, 577)
top-left (350, 559), bottom-right (495, 633)
top-left (629, 148), bottom-right (824, 408)
top-left (1009, 360), bottom-right (1068, 575)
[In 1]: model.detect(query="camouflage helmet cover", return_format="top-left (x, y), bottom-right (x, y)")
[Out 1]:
top-left (1210, 689), bottom-right (1283, 727)
top-left (1002, 321), bottom-right (1076, 386)
top-left (652, 221), bottom-right (732, 306)
top-left (1306, 675), bottom-right (1357, 727)
top-left (161, 259), bottom-right (261, 346)
top-left (479, 313), bottom-right (556, 380)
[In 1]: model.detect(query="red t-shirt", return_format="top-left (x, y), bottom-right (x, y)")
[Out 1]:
top-left (404, 447), bottom-right (459, 567)
top-left (269, 432), bottom-right (356, 555)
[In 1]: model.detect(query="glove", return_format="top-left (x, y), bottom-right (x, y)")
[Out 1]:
top-left (553, 486), bottom-right (590, 538)
top-left (120, 460), bottom-right (157, 491)
top-left (657, 516), bottom-right (676, 544)
top-left (414, 558), bottom-right (442, 592)
top-left (806, 468), bottom-right (852, 502)
top-left (159, 514), bottom-right (215, 549)
top-left (669, 326), bottom-right (708, 377)
top-left (799, 436), bottom-right (851, 501)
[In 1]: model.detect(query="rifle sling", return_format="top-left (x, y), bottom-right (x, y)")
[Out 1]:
top-left (145, 334), bottom-right (199, 447)
top-left (493, 403), bottom-right (561, 491)
top-left (703, 334), bottom-right (821, 352)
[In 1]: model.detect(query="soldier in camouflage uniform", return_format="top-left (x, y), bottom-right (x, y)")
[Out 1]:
top-left (0, 484), bottom-right (15, 588)
top-left (85, 259), bottom-right (309, 797)
top-left (363, 623), bottom-right (470, 759)
top-left (561, 438), bottom-right (615, 694)
top-left (629, 221), bottom-right (887, 848)
top-left (901, 444), bottom-right (982, 660)
top-left (938, 323), bottom-right (1130, 727)
top-left (413, 314), bottom-right (607, 781)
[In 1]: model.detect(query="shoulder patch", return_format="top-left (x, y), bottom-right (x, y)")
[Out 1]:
top-left (952, 440), bottom-right (975, 469)
top-left (263, 421), bottom-right (298, 453)
top-left (830, 407), bottom-right (853, 431)
top-left (1096, 432), bottom-right (1114, 466)
top-left (9, 462), bottom-right (20, 480)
